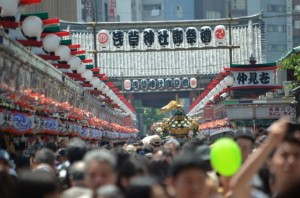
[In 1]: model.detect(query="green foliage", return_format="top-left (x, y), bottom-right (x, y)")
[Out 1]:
top-left (281, 53), bottom-right (300, 81)
top-left (143, 108), bottom-right (164, 130)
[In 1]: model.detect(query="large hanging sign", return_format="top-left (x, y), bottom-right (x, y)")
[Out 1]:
top-left (225, 67), bottom-right (280, 89)
top-left (106, 25), bottom-right (227, 49)
top-left (124, 77), bottom-right (197, 91)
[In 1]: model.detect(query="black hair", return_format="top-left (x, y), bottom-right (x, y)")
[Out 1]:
top-left (125, 177), bottom-right (161, 198)
top-left (11, 171), bottom-right (61, 198)
top-left (169, 153), bottom-right (207, 178)
top-left (66, 138), bottom-right (87, 164)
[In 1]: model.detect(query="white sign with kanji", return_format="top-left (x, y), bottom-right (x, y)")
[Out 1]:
top-left (232, 70), bottom-right (275, 87)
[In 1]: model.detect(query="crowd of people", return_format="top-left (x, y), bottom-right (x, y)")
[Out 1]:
top-left (1, 117), bottom-right (300, 198)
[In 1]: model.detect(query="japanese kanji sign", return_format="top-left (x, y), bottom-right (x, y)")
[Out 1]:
top-left (231, 70), bottom-right (275, 87)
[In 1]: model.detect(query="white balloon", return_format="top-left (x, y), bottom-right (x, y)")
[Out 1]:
top-left (77, 65), bottom-right (86, 74)
top-left (55, 45), bottom-right (71, 62)
top-left (82, 70), bottom-right (93, 81)
top-left (68, 56), bottom-right (82, 70)
top-left (0, 0), bottom-right (18, 17)
top-left (22, 16), bottom-right (43, 38)
top-left (42, 34), bottom-right (60, 52)
top-left (90, 77), bottom-right (101, 87)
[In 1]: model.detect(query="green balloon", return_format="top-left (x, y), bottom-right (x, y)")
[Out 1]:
top-left (210, 138), bottom-right (242, 176)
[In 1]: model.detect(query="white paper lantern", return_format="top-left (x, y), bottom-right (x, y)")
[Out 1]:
top-left (42, 34), bottom-right (60, 52)
top-left (97, 30), bottom-right (110, 48)
top-left (0, 0), bottom-right (18, 17)
top-left (55, 45), bottom-right (71, 62)
top-left (220, 80), bottom-right (227, 89)
top-left (97, 82), bottom-right (106, 90)
top-left (214, 25), bottom-right (226, 45)
top-left (190, 77), bottom-right (197, 88)
top-left (216, 84), bottom-right (223, 93)
top-left (82, 70), bottom-right (93, 82)
top-left (68, 56), bottom-right (82, 70)
top-left (103, 86), bottom-right (109, 94)
top-left (77, 65), bottom-right (86, 74)
top-left (224, 76), bottom-right (234, 86)
top-left (21, 16), bottom-right (43, 39)
top-left (124, 80), bottom-right (131, 91)
top-left (90, 77), bottom-right (101, 88)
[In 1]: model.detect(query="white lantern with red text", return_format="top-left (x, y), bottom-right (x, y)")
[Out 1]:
top-left (97, 30), bottom-right (110, 48)
top-left (124, 80), bottom-right (131, 91)
top-left (214, 25), bottom-right (226, 45)
top-left (190, 78), bottom-right (197, 88)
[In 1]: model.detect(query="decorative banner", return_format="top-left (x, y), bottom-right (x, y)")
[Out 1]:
top-left (97, 30), bottom-right (110, 48)
top-left (112, 30), bottom-right (124, 48)
top-left (172, 28), bottom-right (184, 46)
top-left (124, 79), bottom-right (131, 90)
top-left (200, 26), bottom-right (212, 45)
top-left (190, 77), bottom-right (197, 88)
top-left (214, 25), bottom-right (226, 45)
top-left (158, 29), bottom-right (169, 47)
top-left (186, 27), bottom-right (197, 46)
top-left (128, 29), bottom-right (139, 48)
top-left (143, 28), bottom-right (155, 47)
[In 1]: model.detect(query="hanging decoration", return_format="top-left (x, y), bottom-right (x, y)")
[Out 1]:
top-left (186, 27), bottom-right (197, 46)
top-left (214, 25), bottom-right (226, 45)
top-left (97, 29), bottom-right (110, 48)
top-left (158, 29), bottom-right (169, 47)
top-left (143, 28), bottom-right (155, 47)
top-left (128, 29), bottom-right (139, 48)
top-left (172, 27), bottom-right (184, 46)
top-left (200, 26), bottom-right (212, 45)
top-left (112, 30), bottom-right (124, 48)
top-left (124, 79), bottom-right (131, 90)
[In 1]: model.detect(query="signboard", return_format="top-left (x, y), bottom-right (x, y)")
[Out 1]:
top-left (256, 106), bottom-right (296, 119)
top-left (226, 107), bottom-right (253, 119)
top-left (231, 70), bottom-right (276, 88)
top-left (124, 77), bottom-right (197, 91)
top-left (97, 30), bottom-right (110, 48)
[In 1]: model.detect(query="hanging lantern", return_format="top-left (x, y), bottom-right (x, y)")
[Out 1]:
top-left (174, 78), bottom-right (181, 88)
top-left (82, 70), bottom-right (93, 82)
top-left (140, 79), bottom-right (148, 90)
top-left (214, 25), bottom-right (226, 45)
top-left (21, 16), bottom-right (43, 39)
top-left (186, 27), bottom-right (197, 46)
top-left (55, 45), bottom-right (71, 62)
top-left (90, 77), bottom-right (101, 88)
top-left (143, 28), bottom-right (155, 47)
top-left (124, 80), bottom-right (131, 91)
top-left (172, 28), bottom-right (184, 46)
top-left (157, 79), bottom-right (164, 89)
top-left (182, 77), bottom-right (189, 88)
top-left (0, 0), bottom-right (18, 17)
top-left (77, 65), bottom-right (86, 74)
top-left (149, 79), bottom-right (156, 90)
top-left (158, 29), bottom-right (169, 47)
top-left (97, 30), bottom-right (110, 48)
top-left (200, 26), bottom-right (212, 45)
top-left (190, 78), bottom-right (197, 88)
top-left (132, 80), bottom-right (139, 90)
top-left (68, 56), bottom-right (82, 70)
top-left (42, 34), bottom-right (60, 53)
top-left (165, 78), bottom-right (173, 89)
top-left (224, 75), bottom-right (234, 86)
top-left (128, 29), bottom-right (140, 48)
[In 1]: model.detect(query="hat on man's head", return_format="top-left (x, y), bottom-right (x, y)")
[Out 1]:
top-left (234, 128), bottom-right (255, 143)
top-left (0, 149), bottom-right (10, 164)
top-left (150, 135), bottom-right (162, 146)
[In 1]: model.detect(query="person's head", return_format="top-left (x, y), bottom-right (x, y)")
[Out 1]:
top-left (149, 135), bottom-right (162, 152)
top-left (123, 145), bottom-right (136, 155)
top-left (269, 138), bottom-right (300, 193)
top-left (125, 177), bottom-right (167, 198)
top-left (234, 128), bottom-right (255, 162)
top-left (84, 149), bottom-right (117, 191)
top-left (97, 185), bottom-right (123, 198)
top-left (33, 148), bottom-right (56, 170)
top-left (195, 145), bottom-right (211, 171)
top-left (69, 161), bottom-right (86, 187)
top-left (56, 148), bottom-right (67, 164)
top-left (66, 138), bottom-right (87, 164)
top-left (117, 156), bottom-right (149, 192)
top-left (164, 139), bottom-right (180, 158)
top-left (0, 150), bottom-right (10, 173)
top-left (12, 171), bottom-right (61, 198)
top-left (168, 153), bottom-right (208, 198)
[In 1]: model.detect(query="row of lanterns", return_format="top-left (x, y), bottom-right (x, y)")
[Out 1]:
top-left (97, 25), bottom-right (227, 49)
top-left (1, 0), bottom-right (136, 121)
top-left (188, 75), bottom-right (234, 116)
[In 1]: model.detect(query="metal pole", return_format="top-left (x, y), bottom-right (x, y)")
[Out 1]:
top-left (228, 0), bottom-right (233, 66)
top-left (93, 0), bottom-right (98, 68)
